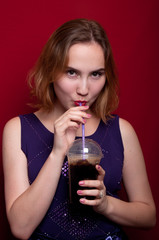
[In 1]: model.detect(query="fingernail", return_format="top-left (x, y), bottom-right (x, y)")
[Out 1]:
top-left (77, 190), bottom-right (82, 195)
top-left (87, 114), bottom-right (92, 118)
top-left (97, 165), bottom-right (101, 170)
top-left (79, 181), bottom-right (84, 185)
top-left (80, 198), bottom-right (85, 204)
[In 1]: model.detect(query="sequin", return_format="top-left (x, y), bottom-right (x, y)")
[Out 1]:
top-left (106, 237), bottom-right (112, 240)
top-left (48, 200), bottom-right (98, 240)
top-left (61, 160), bottom-right (69, 178)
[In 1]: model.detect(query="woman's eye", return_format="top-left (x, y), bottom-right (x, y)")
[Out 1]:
top-left (91, 71), bottom-right (103, 78)
top-left (67, 69), bottom-right (77, 77)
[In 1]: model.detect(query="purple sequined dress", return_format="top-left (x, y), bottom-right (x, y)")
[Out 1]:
top-left (19, 113), bottom-right (126, 240)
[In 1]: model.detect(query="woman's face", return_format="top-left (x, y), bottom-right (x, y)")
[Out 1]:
top-left (53, 42), bottom-right (106, 112)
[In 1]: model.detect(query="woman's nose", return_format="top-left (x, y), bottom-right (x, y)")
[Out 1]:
top-left (76, 78), bottom-right (89, 96)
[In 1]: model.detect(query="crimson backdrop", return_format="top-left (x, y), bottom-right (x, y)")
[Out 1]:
top-left (0, 1), bottom-right (158, 239)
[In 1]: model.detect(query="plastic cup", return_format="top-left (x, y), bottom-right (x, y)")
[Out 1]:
top-left (67, 138), bottom-right (103, 205)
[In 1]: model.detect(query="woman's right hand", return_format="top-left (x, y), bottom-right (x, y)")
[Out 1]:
top-left (53, 105), bottom-right (91, 156)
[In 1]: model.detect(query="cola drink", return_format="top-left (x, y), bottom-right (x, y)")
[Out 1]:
top-left (67, 139), bottom-right (103, 205)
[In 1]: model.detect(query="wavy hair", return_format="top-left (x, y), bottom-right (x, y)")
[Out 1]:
top-left (28, 18), bottom-right (119, 122)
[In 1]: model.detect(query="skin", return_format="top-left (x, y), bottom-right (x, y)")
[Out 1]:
top-left (2, 42), bottom-right (156, 239)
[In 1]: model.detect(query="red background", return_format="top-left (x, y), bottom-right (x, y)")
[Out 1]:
top-left (0, 1), bottom-right (158, 239)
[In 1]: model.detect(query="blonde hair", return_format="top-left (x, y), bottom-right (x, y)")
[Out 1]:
top-left (28, 18), bottom-right (119, 122)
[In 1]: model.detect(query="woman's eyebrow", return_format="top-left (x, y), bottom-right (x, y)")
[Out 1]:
top-left (66, 66), bottom-right (105, 72)
top-left (66, 66), bottom-right (79, 71)
top-left (65, 66), bottom-right (80, 74)
top-left (91, 68), bottom-right (105, 72)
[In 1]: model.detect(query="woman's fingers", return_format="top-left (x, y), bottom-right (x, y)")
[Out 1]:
top-left (79, 179), bottom-right (103, 189)
top-left (63, 110), bottom-right (90, 123)
top-left (79, 197), bottom-right (104, 206)
top-left (96, 165), bottom-right (105, 181)
top-left (77, 165), bottom-right (106, 206)
top-left (54, 106), bottom-right (91, 130)
top-left (56, 105), bottom-right (89, 122)
top-left (78, 165), bottom-right (105, 189)
top-left (53, 105), bottom-right (90, 154)
top-left (77, 188), bottom-right (104, 198)
top-left (78, 189), bottom-right (106, 206)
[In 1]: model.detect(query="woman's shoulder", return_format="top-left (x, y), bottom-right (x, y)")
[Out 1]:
top-left (118, 117), bottom-right (140, 148)
top-left (119, 117), bottom-right (136, 135)
top-left (2, 117), bottom-right (22, 154)
top-left (3, 112), bottom-right (36, 136)
top-left (3, 116), bottom-right (21, 135)
top-left (105, 115), bottom-right (132, 130)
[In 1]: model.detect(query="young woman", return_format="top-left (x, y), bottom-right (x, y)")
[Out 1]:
top-left (2, 19), bottom-right (156, 240)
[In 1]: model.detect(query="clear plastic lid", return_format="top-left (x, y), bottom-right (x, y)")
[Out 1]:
top-left (67, 138), bottom-right (103, 160)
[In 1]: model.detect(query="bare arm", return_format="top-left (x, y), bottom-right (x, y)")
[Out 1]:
top-left (2, 106), bottom-right (90, 239)
top-left (78, 118), bottom-right (156, 228)
top-left (114, 118), bottom-right (156, 227)
top-left (2, 117), bottom-right (64, 239)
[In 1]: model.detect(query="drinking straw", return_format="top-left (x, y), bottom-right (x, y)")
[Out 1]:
top-left (79, 102), bottom-right (85, 158)
top-left (82, 119), bottom-right (85, 156)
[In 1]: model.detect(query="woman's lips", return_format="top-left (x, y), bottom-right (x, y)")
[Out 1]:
top-left (74, 101), bottom-right (87, 106)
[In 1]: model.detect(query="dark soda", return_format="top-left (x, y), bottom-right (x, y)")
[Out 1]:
top-left (69, 159), bottom-right (99, 205)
